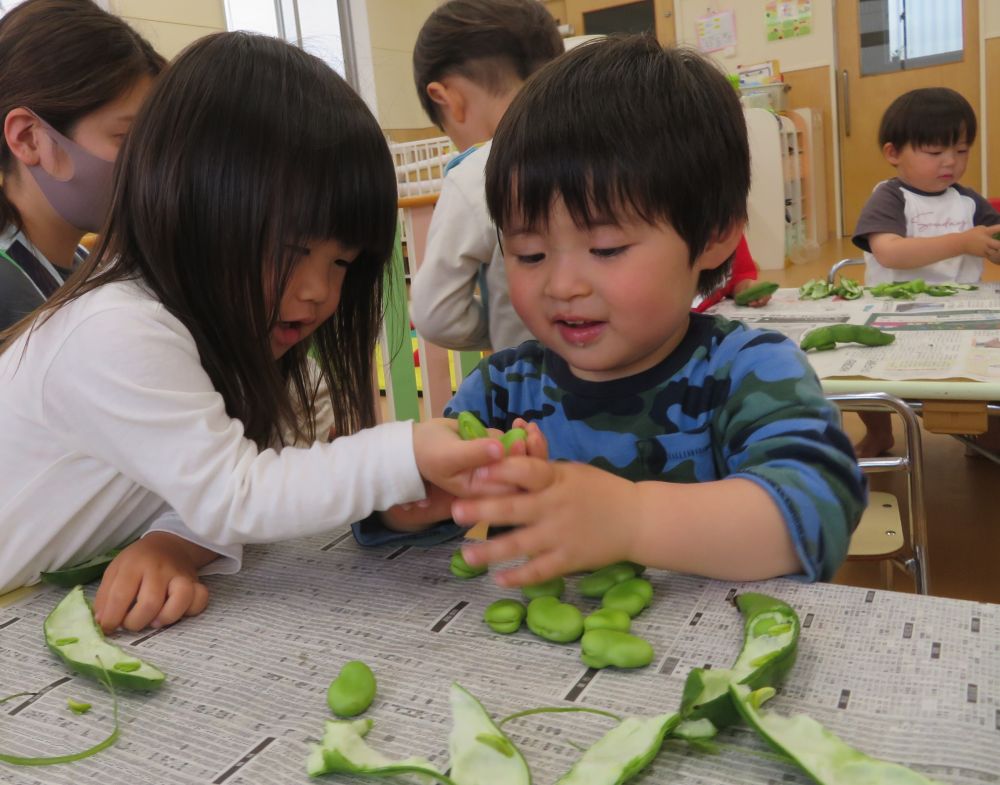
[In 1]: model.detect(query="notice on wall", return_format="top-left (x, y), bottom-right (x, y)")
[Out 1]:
top-left (695, 9), bottom-right (737, 53)
top-left (765, 0), bottom-right (812, 41)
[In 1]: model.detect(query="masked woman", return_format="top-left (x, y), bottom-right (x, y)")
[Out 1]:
top-left (0, 0), bottom-right (162, 329)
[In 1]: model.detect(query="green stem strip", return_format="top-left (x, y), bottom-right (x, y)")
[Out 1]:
top-left (0, 664), bottom-right (120, 766)
top-left (0, 693), bottom-right (36, 705)
top-left (498, 706), bottom-right (622, 727)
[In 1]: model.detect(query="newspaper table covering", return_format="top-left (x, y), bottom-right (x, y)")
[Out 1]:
top-left (1, 534), bottom-right (997, 784)
top-left (710, 283), bottom-right (1000, 384)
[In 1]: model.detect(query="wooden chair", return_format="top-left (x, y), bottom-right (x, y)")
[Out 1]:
top-left (827, 392), bottom-right (929, 594)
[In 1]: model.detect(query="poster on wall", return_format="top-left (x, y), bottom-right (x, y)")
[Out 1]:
top-left (695, 9), bottom-right (737, 53)
top-left (765, 0), bottom-right (812, 40)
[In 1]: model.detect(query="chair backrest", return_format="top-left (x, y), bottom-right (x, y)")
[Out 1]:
top-left (826, 392), bottom-right (929, 594)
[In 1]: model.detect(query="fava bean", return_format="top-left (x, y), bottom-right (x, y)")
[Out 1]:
top-left (582, 607), bottom-right (632, 633)
top-left (500, 427), bottom-right (527, 453)
top-left (457, 411), bottom-right (489, 441)
top-left (577, 561), bottom-right (645, 598)
top-left (601, 577), bottom-right (653, 618)
top-left (327, 660), bottom-right (377, 718)
top-left (800, 324), bottom-right (894, 352)
top-left (734, 281), bottom-right (778, 306)
top-left (521, 577), bottom-right (564, 600)
top-left (525, 596), bottom-right (584, 643)
top-left (579, 629), bottom-right (654, 669)
top-left (450, 549), bottom-right (487, 579)
top-left (483, 599), bottom-right (526, 634)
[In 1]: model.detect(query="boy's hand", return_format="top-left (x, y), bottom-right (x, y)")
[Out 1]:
top-left (93, 533), bottom-right (214, 633)
top-left (451, 457), bottom-right (640, 587)
top-left (733, 279), bottom-right (773, 307)
top-left (411, 418), bottom-right (510, 497)
top-left (962, 224), bottom-right (1000, 261)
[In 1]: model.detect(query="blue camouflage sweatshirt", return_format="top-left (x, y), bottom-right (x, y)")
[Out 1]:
top-left (445, 313), bottom-right (866, 581)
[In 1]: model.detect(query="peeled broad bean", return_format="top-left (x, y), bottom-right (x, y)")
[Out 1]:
top-left (450, 549), bottom-right (487, 579)
top-left (483, 599), bottom-right (527, 634)
top-left (601, 577), bottom-right (653, 618)
top-left (521, 577), bottom-right (565, 600)
top-left (500, 427), bottom-right (527, 453)
top-left (583, 607), bottom-right (632, 633)
top-left (457, 411), bottom-right (489, 441)
top-left (580, 629), bottom-right (654, 669)
top-left (327, 660), bottom-right (377, 718)
top-left (525, 596), bottom-right (584, 643)
top-left (577, 562), bottom-right (645, 598)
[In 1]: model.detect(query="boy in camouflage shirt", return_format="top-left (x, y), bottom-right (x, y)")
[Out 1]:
top-left (443, 37), bottom-right (866, 587)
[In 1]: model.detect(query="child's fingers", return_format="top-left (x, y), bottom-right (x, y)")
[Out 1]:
top-left (525, 422), bottom-right (549, 460)
top-left (95, 566), bottom-right (141, 634)
top-left (492, 551), bottom-right (569, 589)
top-left (122, 574), bottom-right (168, 632)
top-left (468, 455), bottom-right (555, 495)
top-left (439, 438), bottom-right (504, 478)
top-left (186, 582), bottom-right (210, 617)
top-left (153, 577), bottom-right (197, 629)
top-left (461, 525), bottom-right (543, 568)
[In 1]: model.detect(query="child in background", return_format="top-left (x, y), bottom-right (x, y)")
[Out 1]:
top-left (408, 0), bottom-right (563, 352)
top-left (0, 0), bottom-right (163, 330)
top-left (853, 87), bottom-right (1000, 456)
top-left (437, 37), bottom-right (866, 588)
top-left (0, 33), bottom-right (506, 631)
top-left (691, 234), bottom-right (771, 311)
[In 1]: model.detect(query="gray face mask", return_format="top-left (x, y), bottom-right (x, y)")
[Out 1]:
top-left (26, 113), bottom-right (114, 233)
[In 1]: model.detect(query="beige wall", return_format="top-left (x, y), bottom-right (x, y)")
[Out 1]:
top-left (675, 0), bottom-right (834, 71)
top-left (110, 0), bottom-right (225, 59)
top-left (366, 0), bottom-right (439, 131)
top-left (985, 1), bottom-right (1000, 38)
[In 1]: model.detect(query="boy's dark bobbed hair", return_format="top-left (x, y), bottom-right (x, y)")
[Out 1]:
top-left (878, 86), bottom-right (976, 150)
top-left (413, 0), bottom-right (563, 127)
top-left (485, 35), bottom-right (749, 294)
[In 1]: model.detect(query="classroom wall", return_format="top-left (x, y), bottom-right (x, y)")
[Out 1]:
top-left (674, 1), bottom-right (836, 240)
top-left (109, 0), bottom-right (225, 59)
top-left (365, 0), bottom-right (440, 132)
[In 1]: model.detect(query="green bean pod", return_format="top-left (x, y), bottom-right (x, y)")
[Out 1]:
top-left (800, 324), bottom-right (894, 352)
top-left (734, 281), bottom-right (778, 305)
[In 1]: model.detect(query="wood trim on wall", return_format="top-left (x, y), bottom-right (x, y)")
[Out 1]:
top-left (986, 37), bottom-right (1000, 198)
top-left (783, 65), bottom-right (835, 243)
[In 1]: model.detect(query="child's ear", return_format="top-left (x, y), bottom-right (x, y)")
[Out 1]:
top-left (882, 142), bottom-right (902, 165)
top-left (426, 81), bottom-right (466, 126)
top-left (3, 107), bottom-right (44, 167)
top-left (695, 222), bottom-right (744, 272)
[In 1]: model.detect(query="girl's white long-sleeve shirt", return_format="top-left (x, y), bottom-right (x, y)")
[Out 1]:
top-left (0, 279), bottom-right (425, 594)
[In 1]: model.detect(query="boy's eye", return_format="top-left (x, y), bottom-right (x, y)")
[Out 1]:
top-left (515, 252), bottom-right (545, 264)
top-left (334, 258), bottom-right (352, 268)
top-left (591, 246), bottom-right (628, 258)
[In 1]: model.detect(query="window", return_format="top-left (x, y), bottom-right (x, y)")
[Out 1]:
top-left (860, 0), bottom-right (963, 76)
top-left (224, 0), bottom-right (349, 81)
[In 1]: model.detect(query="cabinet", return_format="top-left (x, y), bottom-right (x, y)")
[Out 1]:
top-left (744, 108), bottom-right (805, 269)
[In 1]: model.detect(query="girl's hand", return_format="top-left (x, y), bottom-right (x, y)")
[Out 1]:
top-left (93, 533), bottom-right (214, 633)
top-left (451, 457), bottom-right (641, 587)
top-left (733, 279), bottom-right (772, 307)
top-left (411, 418), bottom-right (508, 498)
top-left (382, 482), bottom-right (455, 532)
